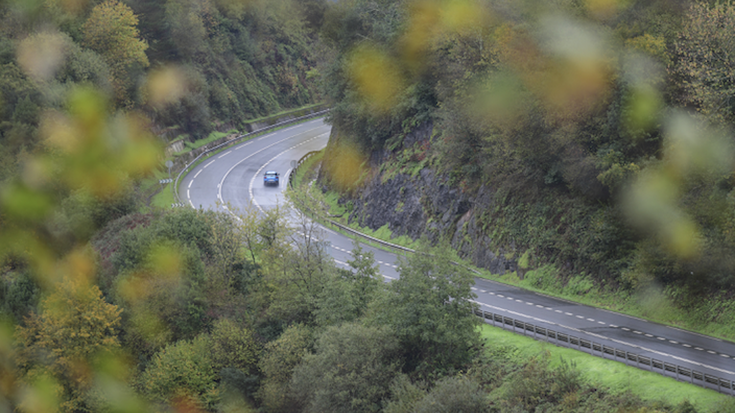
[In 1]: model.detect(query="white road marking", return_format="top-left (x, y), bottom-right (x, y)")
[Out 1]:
top-left (473, 300), bottom-right (735, 376)
top-left (188, 180), bottom-right (193, 188)
top-left (218, 150), bottom-right (232, 158)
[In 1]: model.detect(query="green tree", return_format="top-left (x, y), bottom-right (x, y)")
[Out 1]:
top-left (82, 0), bottom-right (149, 106)
top-left (674, 1), bottom-right (735, 125)
top-left (291, 323), bottom-right (400, 413)
top-left (258, 324), bottom-right (313, 413)
top-left (369, 242), bottom-right (480, 377)
top-left (209, 318), bottom-right (259, 375)
top-left (15, 274), bottom-right (122, 412)
top-left (413, 376), bottom-right (489, 413)
top-left (140, 334), bottom-right (220, 411)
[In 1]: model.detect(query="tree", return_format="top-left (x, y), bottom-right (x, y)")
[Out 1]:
top-left (369, 242), bottom-right (480, 377)
top-left (15, 274), bottom-right (122, 412)
top-left (291, 323), bottom-right (400, 413)
top-left (82, 0), bottom-right (149, 106)
top-left (258, 324), bottom-right (313, 413)
top-left (140, 335), bottom-right (220, 411)
top-left (674, 2), bottom-right (735, 125)
top-left (204, 210), bottom-right (246, 283)
top-left (314, 242), bottom-right (383, 327)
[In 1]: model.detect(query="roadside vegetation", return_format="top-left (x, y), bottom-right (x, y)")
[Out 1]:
top-left (2, 0), bottom-right (735, 412)
top-left (315, 0), bottom-right (735, 345)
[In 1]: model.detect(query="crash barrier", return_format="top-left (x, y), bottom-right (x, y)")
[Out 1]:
top-left (173, 109), bottom-right (330, 205)
top-left (287, 137), bottom-right (735, 396)
top-left (474, 308), bottom-right (735, 395)
top-left (288, 150), bottom-right (320, 189)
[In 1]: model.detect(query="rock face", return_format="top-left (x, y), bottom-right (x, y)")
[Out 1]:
top-left (321, 124), bottom-right (517, 275)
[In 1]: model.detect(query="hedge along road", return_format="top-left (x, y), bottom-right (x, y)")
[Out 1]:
top-left (179, 117), bottom-right (735, 395)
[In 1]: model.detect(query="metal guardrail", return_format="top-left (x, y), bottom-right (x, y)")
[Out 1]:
top-left (287, 124), bottom-right (735, 397)
top-left (172, 109), bottom-right (330, 205)
top-left (474, 308), bottom-right (735, 395)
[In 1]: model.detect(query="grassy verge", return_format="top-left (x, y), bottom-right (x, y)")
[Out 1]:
top-left (178, 129), bottom-right (237, 154)
top-left (290, 150), bottom-right (324, 189)
top-left (246, 102), bottom-right (325, 124)
top-left (480, 324), bottom-right (730, 412)
top-left (290, 152), bottom-right (735, 343)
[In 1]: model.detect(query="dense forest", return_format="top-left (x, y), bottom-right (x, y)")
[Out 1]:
top-left (1, 0), bottom-right (735, 412)
top-left (318, 0), bottom-right (735, 306)
top-left (0, 0), bottom-right (324, 181)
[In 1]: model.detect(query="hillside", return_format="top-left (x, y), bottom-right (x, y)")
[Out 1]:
top-left (2, 0), bottom-right (735, 412)
top-left (0, 0), bottom-right (325, 182)
top-left (316, 0), bottom-right (735, 331)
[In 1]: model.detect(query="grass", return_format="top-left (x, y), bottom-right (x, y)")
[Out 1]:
top-left (150, 183), bottom-right (175, 209)
top-left (295, 152), bottom-right (735, 343)
top-left (290, 150), bottom-right (324, 189)
top-left (480, 324), bottom-right (731, 412)
top-left (179, 129), bottom-right (237, 153)
top-left (245, 102), bottom-right (325, 124)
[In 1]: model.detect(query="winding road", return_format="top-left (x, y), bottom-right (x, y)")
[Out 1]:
top-left (179, 117), bottom-right (735, 395)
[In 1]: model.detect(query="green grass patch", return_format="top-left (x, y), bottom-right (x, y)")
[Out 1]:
top-left (324, 190), bottom-right (347, 216)
top-left (290, 150), bottom-right (324, 189)
top-left (176, 129), bottom-right (238, 155)
top-left (480, 324), bottom-right (729, 412)
top-left (246, 102), bottom-right (325, 124)
top-left (150, 183), bottom-right (175, 209)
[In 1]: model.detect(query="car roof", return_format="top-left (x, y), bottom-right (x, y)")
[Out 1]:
top-left (265, 171), bottom-right (278, 174)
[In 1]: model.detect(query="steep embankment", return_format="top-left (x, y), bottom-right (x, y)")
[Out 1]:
top-left (319, 123), bottom-right (519, 274)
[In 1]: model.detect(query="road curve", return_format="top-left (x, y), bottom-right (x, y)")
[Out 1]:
top-left (179, 117), bottom-right (735, 395)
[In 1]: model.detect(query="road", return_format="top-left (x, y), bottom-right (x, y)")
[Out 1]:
top-left (179, 117), bottom-right (735, 394)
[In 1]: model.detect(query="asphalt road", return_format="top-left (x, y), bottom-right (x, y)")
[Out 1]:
top-left (179, 117), bottom-right (735, 394)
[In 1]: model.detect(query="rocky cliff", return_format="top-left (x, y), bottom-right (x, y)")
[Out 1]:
top-left (319, 123), bottom-right (518, 275)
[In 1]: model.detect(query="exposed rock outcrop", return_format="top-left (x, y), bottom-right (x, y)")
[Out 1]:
top-left (320, 124), bottom-right (517, 275)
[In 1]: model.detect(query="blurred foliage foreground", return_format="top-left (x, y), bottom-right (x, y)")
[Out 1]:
top-left (316, 0), bottom-right (735, 314)
top-left (1, 0), bottom-right (735, 413)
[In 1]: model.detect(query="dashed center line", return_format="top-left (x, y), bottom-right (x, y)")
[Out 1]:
top-left (443, 286), bottom-right (735, 362)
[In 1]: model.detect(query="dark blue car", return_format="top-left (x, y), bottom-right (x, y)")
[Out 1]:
top-left (264, 171), bottom-right (279, 186)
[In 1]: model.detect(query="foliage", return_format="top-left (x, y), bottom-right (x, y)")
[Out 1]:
top-left (82, 0), bottom-right (149, 107)
top-left (369, 241), bottom-right (480, 377)
top-left (139, 334), bottom-right (220, 411)
top-left (291, 322), bottom-right (400, 413)
top-left (15, 273), bottom-right (122, 412)
top-left (674, 2), bottom-right (735, 125)
top-left (257, 324), bottom-right (313, 413)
